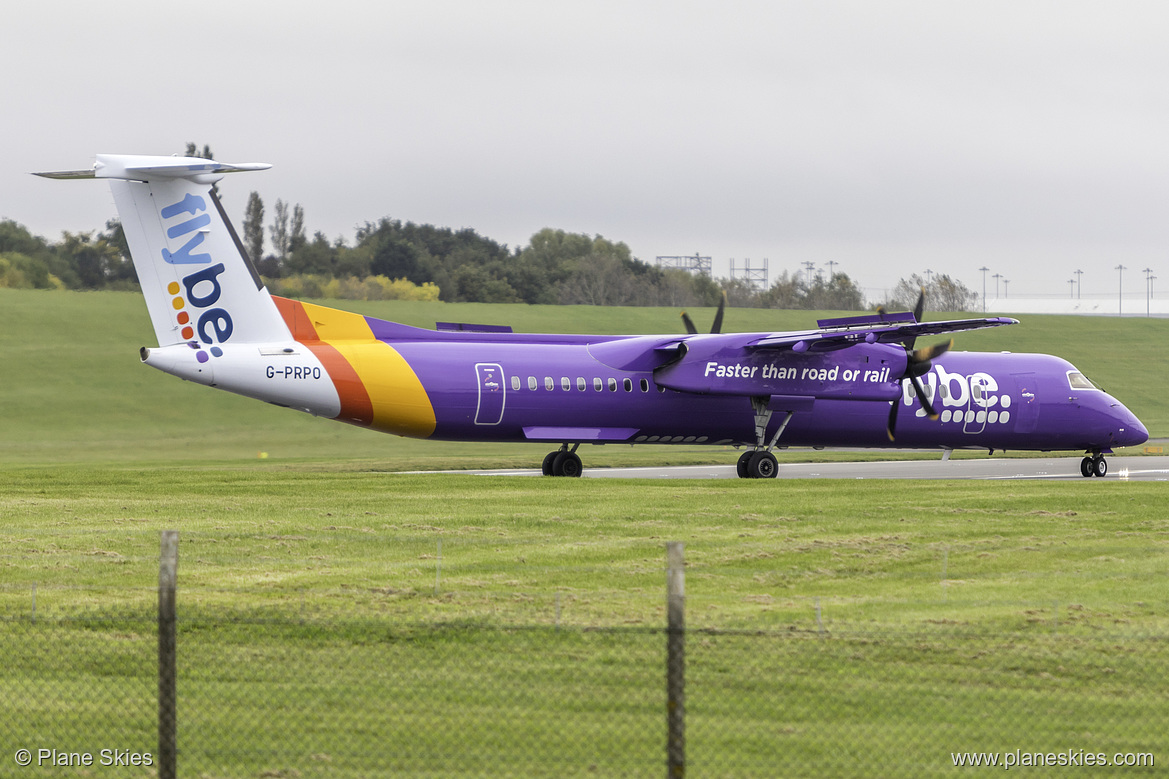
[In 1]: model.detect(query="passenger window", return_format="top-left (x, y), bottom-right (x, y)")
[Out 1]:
top-left (608, 378), bottom-right (617, 392)
top-left (511, 376), bottom-right (520, 391)
top-left (527, 377), bottom-right (537, 391)
top-left (594, 378), bottom-right (603, 391)
top-left (940, 385), bottom-right (949, 400)
top-left (561, 377), bottom-right (571, 391)
top-left (624, 378), bottom-right (633, 392)
top-left (640, 379), bottom-right (650, 392)
top-left (545, 377), bottom-right (554, 391)
top-left (972, 385), bottom-right (982, 400)
top-left (577, 377), bottom-right (586, 391)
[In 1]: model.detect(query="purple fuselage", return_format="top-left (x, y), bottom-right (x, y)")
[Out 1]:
top-left (385, 328), bottom-right (1147, 454)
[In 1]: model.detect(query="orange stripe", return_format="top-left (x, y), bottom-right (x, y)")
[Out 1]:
top-left (306, 342), bottom-right (375, 426)
top-left (284, 300), bottom-right (436, 437)
top-left (272, 296), bottom-right (318, 340)
top-left (273, 297), bottom-right (374, 427)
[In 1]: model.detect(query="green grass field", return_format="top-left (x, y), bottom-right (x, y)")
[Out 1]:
top-left (2, 467), bottom-right (1166, 776)
top-left (1, 289), bottom-right (1165, 775)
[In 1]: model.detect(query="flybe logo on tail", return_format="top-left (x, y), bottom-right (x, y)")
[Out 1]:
top-left (160, 192), bottom-right (233, 362)
top-left (161, 193), bottom-right (213, 265)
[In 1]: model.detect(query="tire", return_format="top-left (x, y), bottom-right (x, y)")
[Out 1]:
top-left (747, 451), bottom-right (778, 479)
top-left (542, 451), bottom-right (558, 476)
top-left (736, 451), bottom-right (754, 479)
top-left (1092, 456), bottom-right (1108, 478)
top-left (553, 451), bottom-right (583, 477)
top-left (1080, 457), bottom-right (1093, 478)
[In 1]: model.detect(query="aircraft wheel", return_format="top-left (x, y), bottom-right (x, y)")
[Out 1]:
top-left (736, 451), bottom-right (753, 479)
top-left (1092, 455), bottom-right (1108, 478)
top-left (747, 451), bottom-right (778, 479)
top-left (553, 451), bottom-right (583, 477)
top-left (1080, 457), bottom-right (1094, 478)
top-left (541, 451), bottom-right (558, 476)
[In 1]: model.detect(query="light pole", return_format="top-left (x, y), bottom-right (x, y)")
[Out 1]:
top-left (992, 272), bottom-right (1002, 300)
top-left (1003, 279), bottom-right (1009, 298)
top-left (802, 260), bottom-right (817, 285)
top-left (979, 266), bottom-right (989, 313)
top-left (1116, 264), bottom-right (1126, 316)
top-left (825, 259), bottom-right (837, 279)
top-left (1074, 269), bottom-right (1083, 299)
top-left (1145, 267), bottom-right (1156, 317)
top-left (1068, 279), bottom-right (1074, 298)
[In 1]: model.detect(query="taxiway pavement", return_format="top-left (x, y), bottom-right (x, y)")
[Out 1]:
top-left (458, 455), bottom-right (1169, 481)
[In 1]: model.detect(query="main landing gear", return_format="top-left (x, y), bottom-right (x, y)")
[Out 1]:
top-left (1080, 452), bottom-right (1108, 478)
top-left (736, 399), bottom-right (795, 479)
top-left (542, 444), bottom-right (582, 477)
top-left (737, 450), bottom-right (778, 479)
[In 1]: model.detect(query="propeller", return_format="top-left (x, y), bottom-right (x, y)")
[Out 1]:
top-left (887, 339), bottom-right (952, 440)
top-left (884, 288), bottom-right (951, 441)
top-left (680, 291), bottom-right (727, 335)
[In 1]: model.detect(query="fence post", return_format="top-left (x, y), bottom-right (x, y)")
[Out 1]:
top-left (158, 530), bottom-right (178, 779)
top-left (666, 542), bottom-right (685, 778)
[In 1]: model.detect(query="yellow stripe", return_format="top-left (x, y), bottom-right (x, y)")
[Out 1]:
top-left (299, 302), bottom-right (437, 438)
top-left (298, 300), bottom-right (379, 341)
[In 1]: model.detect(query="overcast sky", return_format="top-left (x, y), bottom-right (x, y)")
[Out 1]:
top-left (6, 0), bottom-right (1169, 301)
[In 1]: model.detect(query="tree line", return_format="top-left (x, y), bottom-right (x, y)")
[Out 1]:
top-left (3, 144), bottom-right (977, 312)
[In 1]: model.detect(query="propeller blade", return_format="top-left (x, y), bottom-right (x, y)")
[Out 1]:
top-left (911, 338), bottom-right (952, 364)
top-left (910, 374), bottom-right (940, 420)
top-left (710, 292), bottom-right (726, 334)
top-left (886, 395), bottom-right (900, 441)
top-left (912, 288), bottom-right (925, 323)
top-left (680, 311), bottom-right (698, 335)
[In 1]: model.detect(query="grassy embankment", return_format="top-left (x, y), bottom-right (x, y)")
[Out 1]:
top-left (1, 287), bottom-right (1162, 469)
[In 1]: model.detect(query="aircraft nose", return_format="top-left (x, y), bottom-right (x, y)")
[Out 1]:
top-left (1113, 405), bottom-right (1149, 448)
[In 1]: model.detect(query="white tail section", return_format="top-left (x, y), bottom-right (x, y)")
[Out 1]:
top-left (37, 155), bottom-right (346, 419)
top-left (92, 154), bottom-right (290, 348)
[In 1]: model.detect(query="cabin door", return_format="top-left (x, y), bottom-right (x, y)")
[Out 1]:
top-left (474, 363), bottom-right (506, 425)
top-left (1011, 373), bottom-right (1039, 434)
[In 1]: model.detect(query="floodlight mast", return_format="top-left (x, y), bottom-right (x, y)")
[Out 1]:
top-left (1116, 264), bottom-right (1127, 316)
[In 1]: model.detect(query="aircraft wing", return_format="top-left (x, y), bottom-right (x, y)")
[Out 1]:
top-left (746, 314), bottom-right (1018, 352)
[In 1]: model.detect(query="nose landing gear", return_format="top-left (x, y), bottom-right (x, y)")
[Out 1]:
top-left (1080, 453), bottom-right (1108, 478)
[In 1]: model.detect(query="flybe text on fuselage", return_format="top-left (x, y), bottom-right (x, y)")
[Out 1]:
top-left (907, 364), bottom-right (997, 409)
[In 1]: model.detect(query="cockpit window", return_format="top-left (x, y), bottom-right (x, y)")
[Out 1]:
top-left (1067, 371), bottom-right (1097, 390)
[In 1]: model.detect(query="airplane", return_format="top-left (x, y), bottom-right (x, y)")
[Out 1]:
top-left (37, 153), bottom-right (1148, 479)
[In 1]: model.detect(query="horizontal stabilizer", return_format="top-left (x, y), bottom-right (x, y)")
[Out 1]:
top-left (32, 169), bottom-right (97, 180)
top-left (34, 154), bottom-right (270, 184)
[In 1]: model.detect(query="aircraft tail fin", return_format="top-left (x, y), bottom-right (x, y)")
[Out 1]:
top-left (36, 154), bottom-right (290, 348)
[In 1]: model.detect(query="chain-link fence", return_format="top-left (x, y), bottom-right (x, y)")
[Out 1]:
top-left (2, 572), bottom-right (1165, 776)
